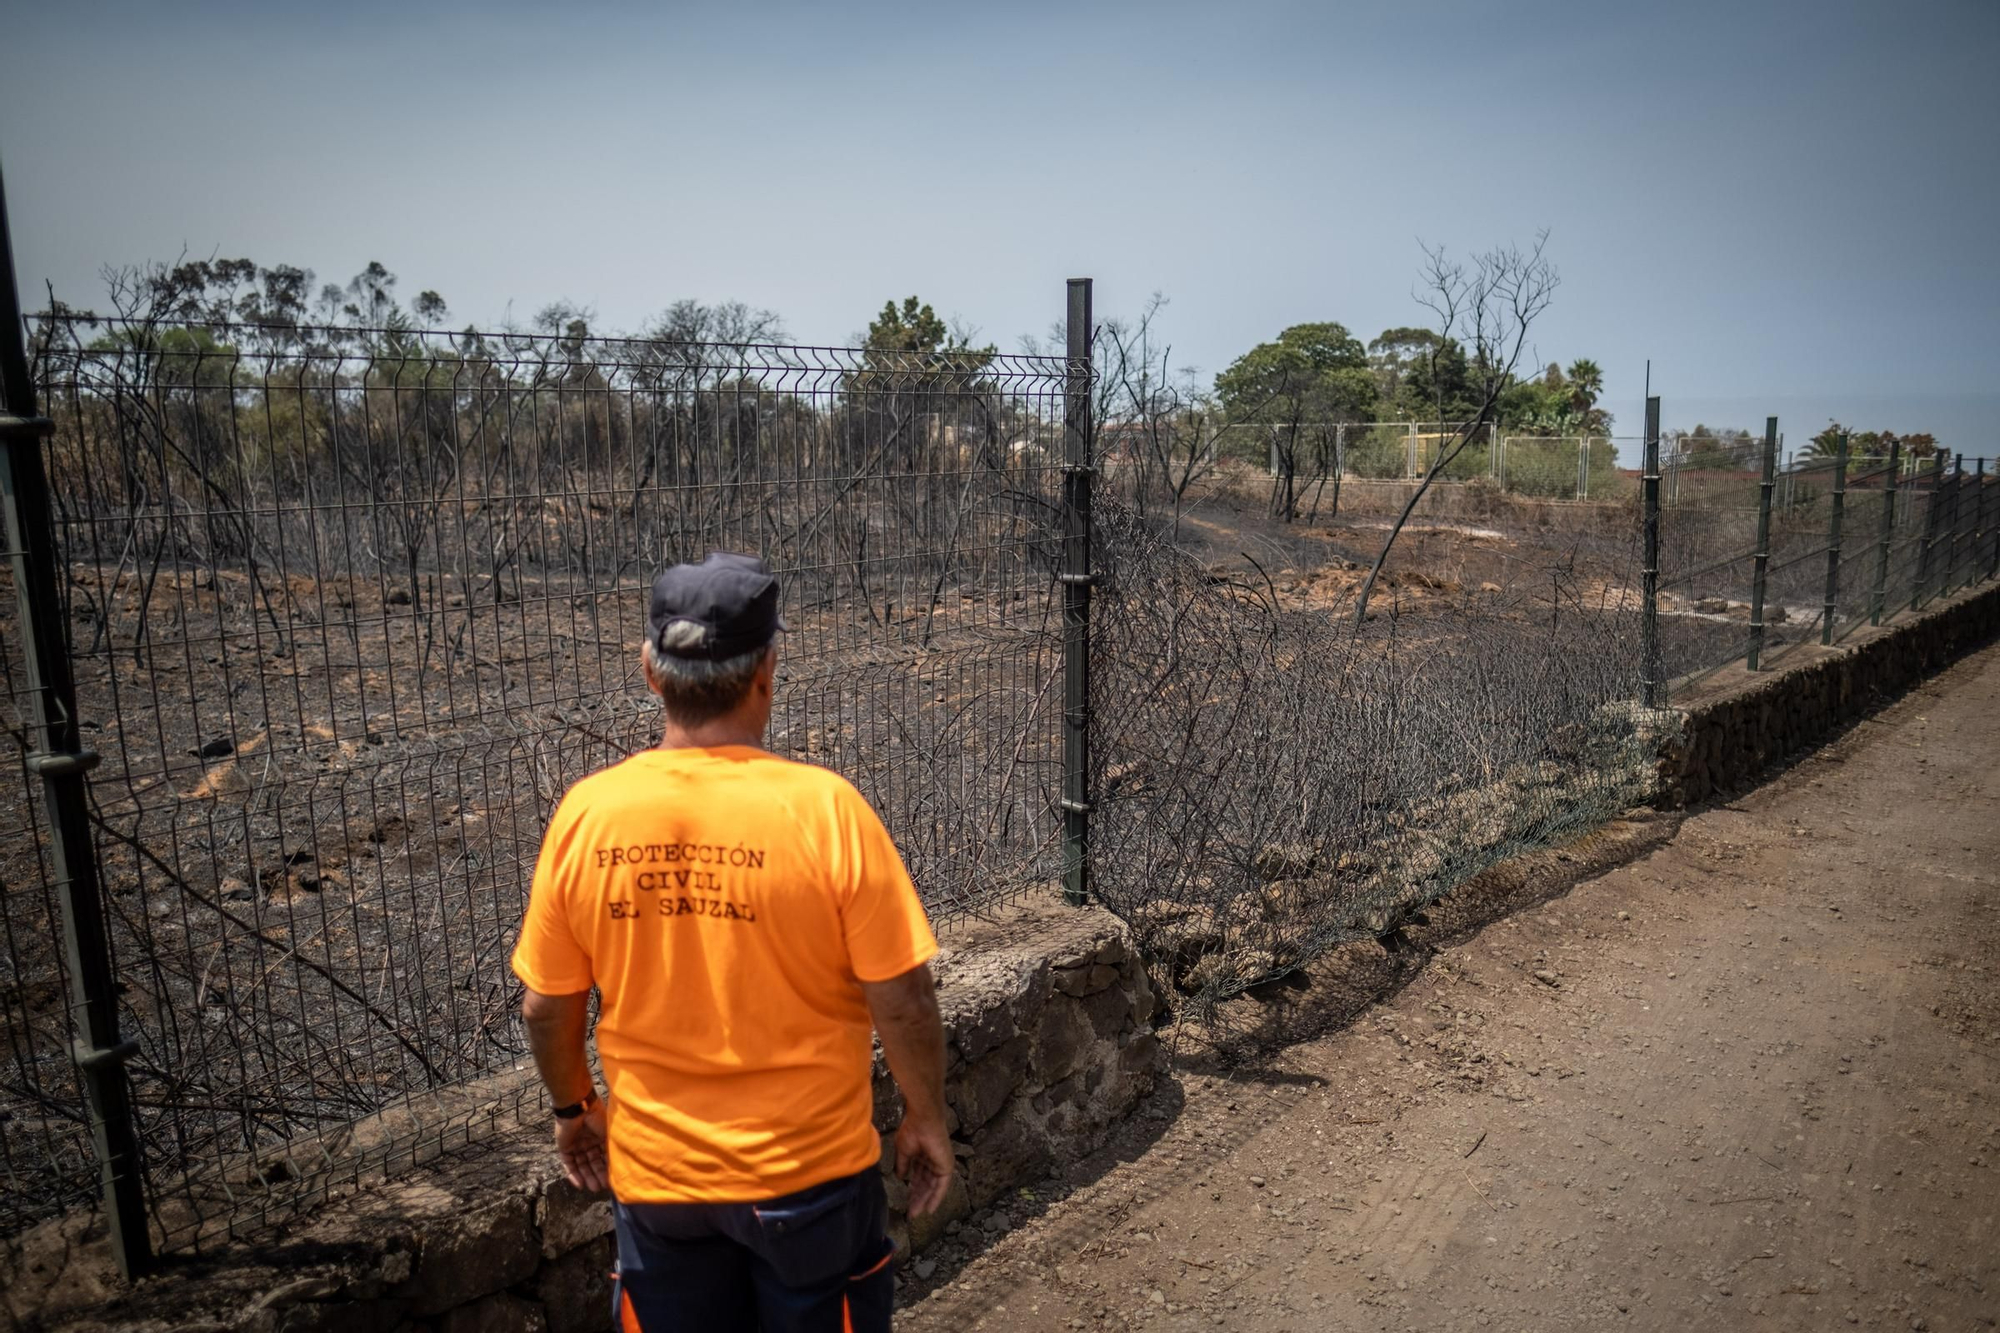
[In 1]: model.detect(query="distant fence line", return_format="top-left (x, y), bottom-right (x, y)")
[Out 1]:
top-left (1652, 421), bottom-right (1997, 688)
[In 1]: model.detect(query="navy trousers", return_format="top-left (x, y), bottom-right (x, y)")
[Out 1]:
top-left (612, 1168), bottom-right (895, 1331)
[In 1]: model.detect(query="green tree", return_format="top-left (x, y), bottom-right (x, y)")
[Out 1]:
top-left (1676, 424), bottom-right (1758, 469)
top-left (1564, 358), bottom-right (1603, 419)
top-left (1394, 334), bottom-right (1476, 422)
top-left (837, 297), bottom-right (999, 478)
top-left (1216, 322), bottom-right (1378, 520)
top-left (1807, 422), bottom-right (1940, 463)
top-left (862, 297), bottom-right (994, 363)
top-left (1493, 358), bottom-right (1612, 435)
top-left (850, 296), bottom-right (995, 395)
top-left (1367, 327), bottom-right (1439, 405)
top-left (1216, 323), bottom-right (1373, 415)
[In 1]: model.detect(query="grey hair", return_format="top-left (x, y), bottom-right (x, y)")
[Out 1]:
top-left (642, 638), bottom-right (771, 725)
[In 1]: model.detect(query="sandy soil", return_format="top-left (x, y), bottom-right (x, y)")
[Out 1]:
top-left (899, 646), bottom-right (2000, 1331)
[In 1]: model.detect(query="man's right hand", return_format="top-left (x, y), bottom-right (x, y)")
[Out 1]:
top-left (554, 1098), bottom-right (611, 1194)
top-left (864, 963), bottom-right (954, 1218)
top-left (895, 1113), bottom-right (954, 1217)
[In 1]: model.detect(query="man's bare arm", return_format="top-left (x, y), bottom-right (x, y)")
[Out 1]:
top-left (522, 987), bottom-right (608, 1192)
top-left (862, 964), bottom-right (953, 1216)
top-left (523, 987), bottom-right (595, 1104)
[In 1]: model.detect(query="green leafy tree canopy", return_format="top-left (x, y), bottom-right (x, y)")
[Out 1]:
top-left (1807, 421), bottom-right (1941, 461)
top-left (1215, 322), bottom-right (1377, 425)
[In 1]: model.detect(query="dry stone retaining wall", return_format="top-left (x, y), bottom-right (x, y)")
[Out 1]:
top-left (0, 905), bottom-right (1156, 1333)
top-left (1656, 580), bottom-right (2000, 808)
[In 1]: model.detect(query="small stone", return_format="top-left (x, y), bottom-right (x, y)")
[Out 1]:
top-left (982, 1211), bottom-right (1011, 1235)
top-left (1617, 911), bottom-right (1630, 922)
top-left (1147, 1289), bottom-right (1165, 1305)
top-left (914, 1258), bottom-right (937, 1280)
top-left (1248, 1176), bottom-right (1266, 1187)
top-left (1533, 970), bottom-right (1560, 987)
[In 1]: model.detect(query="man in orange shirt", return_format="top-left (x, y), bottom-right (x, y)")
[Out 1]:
top-left (511, 552), bottom-right (952, 1331)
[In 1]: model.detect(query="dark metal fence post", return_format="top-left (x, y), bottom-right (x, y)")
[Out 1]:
top-left (1060, 278), bottom-right (1094, 907)
top-left (1820, 431), bottom-right (1849, 645)
top-left (1969, 458), bottom-right (1988, 592)
top-left (0, 161), bottom-right (152, 1276)
top-left (1641, 396), bottom-right (1661, 705)
top-left (1944, 452), bottom-right (1960, 592)
top-left (1870, 440), bottom-right (1901, 626)
top-left (1747, 416), bottom-right (1778, 670)
top-left (1989, 459), bottom-right (2000, 580)
top-left (1913, 452), bottom-right (1946, 611)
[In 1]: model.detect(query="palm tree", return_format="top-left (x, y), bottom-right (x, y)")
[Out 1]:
top-left (1564, 358), bottom-right (1603, 416)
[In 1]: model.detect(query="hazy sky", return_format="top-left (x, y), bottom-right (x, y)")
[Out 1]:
top-left (4, 0), bottom-right (1996, 453)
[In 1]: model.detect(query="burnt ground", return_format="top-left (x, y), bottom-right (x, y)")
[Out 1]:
top-left (897, 644), bottom-right (2000, 1331)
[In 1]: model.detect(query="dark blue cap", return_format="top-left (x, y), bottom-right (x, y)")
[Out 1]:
top-left (647, 552), bottom-right (786, 661)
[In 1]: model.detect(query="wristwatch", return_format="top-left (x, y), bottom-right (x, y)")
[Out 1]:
top-left (552, 1091), bottom-right (600, 1120)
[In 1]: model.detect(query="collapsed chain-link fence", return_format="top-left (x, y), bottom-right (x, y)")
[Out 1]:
top-left (2, 316), bottom-right (1071, 1250)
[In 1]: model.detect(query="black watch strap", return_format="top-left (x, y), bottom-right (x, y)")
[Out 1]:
top-left (552, 1092), bottom-right (599, 1120)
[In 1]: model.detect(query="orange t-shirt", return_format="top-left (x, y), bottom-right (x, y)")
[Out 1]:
top-left (509, 744), bottom-right (938, 1203)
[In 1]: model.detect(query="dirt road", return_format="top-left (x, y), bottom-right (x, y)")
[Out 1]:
top-left (901, 647), bottom-right (2000, 1331)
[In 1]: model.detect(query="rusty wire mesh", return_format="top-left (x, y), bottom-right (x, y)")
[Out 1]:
top-left (1, 315), bottom-right (1073, 1249)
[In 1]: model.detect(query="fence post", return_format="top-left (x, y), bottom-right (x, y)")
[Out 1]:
top-left (1913, 452), bottom-right (1946, 610)
top-left (1989, 458), bottom-right (2000, 580)
top-left (0, 161), bottom-right (152, 1276)
top-left (1939, 454), bottom-right (1961, 593)
top-left (1870, 439), bottom-right (1901, 625)
top-left (1960, 457), bottom-right (1974, 588)
top-left (1969, 457), bottom-right (1988, 592)
top-left (1820, 431), bottom-right (1849, 645)
top-left (1060, 278), bottom-right (1094, 907)
top-left (1944, 452), bottom-right (1960, 592)
top-left (1641, 396), bottom-right (1662, 706)
top-left (1747, 417), bottom-right (1779, 669)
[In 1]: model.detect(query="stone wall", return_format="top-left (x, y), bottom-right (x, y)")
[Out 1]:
top-left (0, 903), bottom-right (1158, 1333)
top-left (1655, 580), bottom-right (2000, 808)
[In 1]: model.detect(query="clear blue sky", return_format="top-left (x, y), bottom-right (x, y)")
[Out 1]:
top-left (4, 0), bottom-right (1995, 454)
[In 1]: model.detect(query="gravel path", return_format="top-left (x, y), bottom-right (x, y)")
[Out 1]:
top-left (900, 646), bottom-right (2000, 1331)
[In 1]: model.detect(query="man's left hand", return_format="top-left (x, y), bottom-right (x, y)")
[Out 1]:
top-left (554, 1102), bottom-right (610, 1194)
